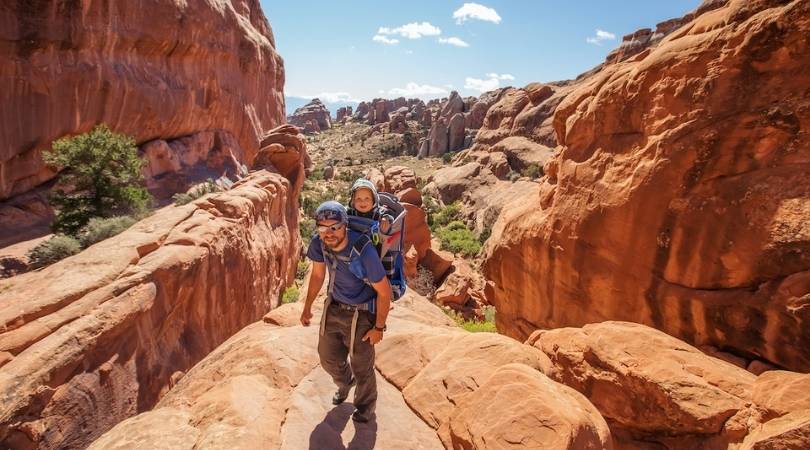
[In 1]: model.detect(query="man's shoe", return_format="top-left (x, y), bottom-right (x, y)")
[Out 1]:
top-left (351, 408), bottom-right (372, 423)
top-left (331, 377), bottom-right (356, 405)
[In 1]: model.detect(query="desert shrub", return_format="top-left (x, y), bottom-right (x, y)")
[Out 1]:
top-left (429, 201), bottom-right (462, 230)
top-left (78, 216), bottom-right (137, 247)
top-left (521, 163), bottom-right (542, 179)
top-left (478, 226), bottom-right (492, 245)
top-left (172, 179), bottom-right (222, 206)
top-left (281, 286), bottom-right (299, 304)
top-left (408, 264), bottom-right (436, 299)
top-left (27, 235), bottom-right (82, 269)
top-left (436, 221), bottom-right (481, 257)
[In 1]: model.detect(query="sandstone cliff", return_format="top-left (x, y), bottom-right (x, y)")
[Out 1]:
top-left (0, 126), bottom-right (306, 449)
top-left (482, 0), bottom-right (810, 371)
top-left (0, 0), bottom-right (285, 201)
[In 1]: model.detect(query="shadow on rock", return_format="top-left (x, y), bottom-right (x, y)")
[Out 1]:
top-left (309, 403), bottom-right (378, 450)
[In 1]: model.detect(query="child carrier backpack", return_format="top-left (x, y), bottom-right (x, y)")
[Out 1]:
top-left (319, 192), bottom-right (408, 313)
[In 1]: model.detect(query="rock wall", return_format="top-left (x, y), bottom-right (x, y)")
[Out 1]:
top-left (0, 0), bottom-right (285, 201)
top-left (483, 0), bottom-right (810, 371)
top-left (0, 128), bottom-right (306, 449)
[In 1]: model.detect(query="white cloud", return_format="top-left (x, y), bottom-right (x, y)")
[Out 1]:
top-left (378, 22), bottom-right (441, 39)
top-left (464, 73), bottom-right (515, 93)
top-left (404, 50), bottom-right (414, 54)
top-left (485, 73), bottom-right (514, 80)
top-left (438, 37), bottom-right (469, 47)
top-left (387, 82), bottom-right (449, 98)
top-left (293, 92), bottom-right (360, 103)
top-left (453, 3), bottom-right (502, 24)
top-left (373, 34), bottom-right (399, 45)
top-left (586, 29), bottom-right (616, 46)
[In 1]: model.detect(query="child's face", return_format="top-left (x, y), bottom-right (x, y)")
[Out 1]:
top-left (353, 188), bottom-right (374, 213)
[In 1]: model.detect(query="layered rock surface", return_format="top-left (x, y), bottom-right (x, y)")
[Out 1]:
top-left (92, 290), bottom-right (616, 450)
top-left (482, 0), bottom-right (810, 371)
top-left (0, 0), bottom-right (285, 201)
top-left (0, 128), bottom-right (306, 448)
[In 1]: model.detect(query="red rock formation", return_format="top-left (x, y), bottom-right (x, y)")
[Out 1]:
top-left (287, 98), bottom-right (331, 133)
top-left (0, 130), bottom-right (306, 448)
top-left (484, 0), bottom-right (810, 371)
top-left (0, 0), bottom-right (285, 202)
top-left (335, 106), bottom-right (353, 122)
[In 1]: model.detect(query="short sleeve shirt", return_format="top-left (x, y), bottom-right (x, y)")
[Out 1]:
top-left (307, 230), bottom-right (386, 304)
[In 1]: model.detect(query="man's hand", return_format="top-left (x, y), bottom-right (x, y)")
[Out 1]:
top-left (300, 307), bottom-right (313, 326)
top-left (362, 328), bottom-right (384, 345)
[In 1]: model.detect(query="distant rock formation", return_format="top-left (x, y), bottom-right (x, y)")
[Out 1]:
top-left (335, 106), bottom-right (353, 122)
top-left (287, 98), bottom-right (332, 133)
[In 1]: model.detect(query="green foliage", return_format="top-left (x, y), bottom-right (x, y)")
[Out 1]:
top-left (281, 286), bottom-right (300, 304)
top-left (429, 201), bottom-right (462, 231)
top-left (507, 170), bottom-right (521, 182)
top-left (172, 179), bottom-right (222, 206)
top-left (78, 216), bottom-right (136, 247)
top-left (296, 259), bottom-right (309, 281)
top-left (445, 306), bottom-right (498, 333)
top-left (27, 235), bottom-right (82, 269)
top-left (442, 151), bottom-right (457, 163)
top-left (521, 163), bottom-right (542, 179)
top-left (436, 221), bottom-right (481, 257)
top-left (336, 168), bottom-right (360, 183)
top-left (300, 189), bottom-right (335, 218)
top-left (309, 167), bottom-right (325, 181)
top-left (44, 125), bottom-right (151, 235)
top-left (299, 216), bottom-right (315, 247)
top-left (478, 226), bottom-right (492, 245)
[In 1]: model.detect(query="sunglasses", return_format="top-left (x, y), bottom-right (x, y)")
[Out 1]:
top-left (316, 223), bottom-right (346, 233)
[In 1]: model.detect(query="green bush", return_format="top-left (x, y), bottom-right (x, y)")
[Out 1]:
top-left (299, 216), bottom-right (315, 247)
top-left (173, 179), bottom-right (222, 206)
top-left (442, 151), bottom-right (457, 163)
top-left (281, 286), bottom-right (300, 304)
top-left (436, 221), bottom-right (481, 257)
top-left (300, 189), bottom-right (335, 218)
top-left (310, 167), bottom-right (325, 181)
top-left (521, 163), bottom-right (542, 179)
top-left (27, 235), bottom-right (82, 269)
top-left (45, 125), bottom-right (152, 235)
top-left (507, 170), bottom-right (520, 182)
top-left (478, 226), bottom-right (492, 245)
top-left (445, 306), bottom-right (498, 333)
top-left (78, 216), bottom-right (136, 247)
top-left (296, 259), bottom-right (309, 281)
top-left (429, 201), bottom-right (462, 230)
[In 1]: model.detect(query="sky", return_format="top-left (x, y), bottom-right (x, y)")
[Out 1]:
top-left (260, 1), bottom-right (702, 104)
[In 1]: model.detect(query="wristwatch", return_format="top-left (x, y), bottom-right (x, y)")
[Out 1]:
top-left (374, 324), bottom-right (387, 332)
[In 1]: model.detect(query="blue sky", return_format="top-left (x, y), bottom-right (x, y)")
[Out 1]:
top-left (261, 1), bottom-right (701, 103)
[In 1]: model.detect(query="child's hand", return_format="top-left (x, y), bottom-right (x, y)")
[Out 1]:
top-left (380, 217), bottom-right (391, 233)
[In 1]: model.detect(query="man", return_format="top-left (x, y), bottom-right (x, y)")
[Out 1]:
top-left (300, 201), bottom-right (392, 423)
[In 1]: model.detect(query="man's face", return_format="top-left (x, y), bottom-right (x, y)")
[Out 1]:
top-left (317, 219), bottom-right (347, 248)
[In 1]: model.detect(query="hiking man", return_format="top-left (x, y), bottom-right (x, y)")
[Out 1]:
top-left (300, 201), bottom-right (392, 423)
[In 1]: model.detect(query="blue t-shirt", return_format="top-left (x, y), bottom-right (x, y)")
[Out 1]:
top-left (307, 230), bottom-right (386, 305)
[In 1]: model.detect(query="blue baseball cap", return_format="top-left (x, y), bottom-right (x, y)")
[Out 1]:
top-left (314, 200), bottom-right (348, 224)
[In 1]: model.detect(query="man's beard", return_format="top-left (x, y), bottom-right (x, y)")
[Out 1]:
top-left (325, 233), bottom-right (347, 250)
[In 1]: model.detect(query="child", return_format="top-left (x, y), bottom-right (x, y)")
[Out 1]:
top-left (347, 178), bottom-right (393, 234)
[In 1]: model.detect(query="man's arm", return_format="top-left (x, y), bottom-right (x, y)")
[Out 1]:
top-left (370, 277), bottom-right (392, 329)
top-left (362, 277), bottom-right (392, 344)
top-left (300, 261), bottom-right (326, 326)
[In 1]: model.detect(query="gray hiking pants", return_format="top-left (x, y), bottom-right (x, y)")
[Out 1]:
top-left (318, 302), bottom-right (377, 415)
